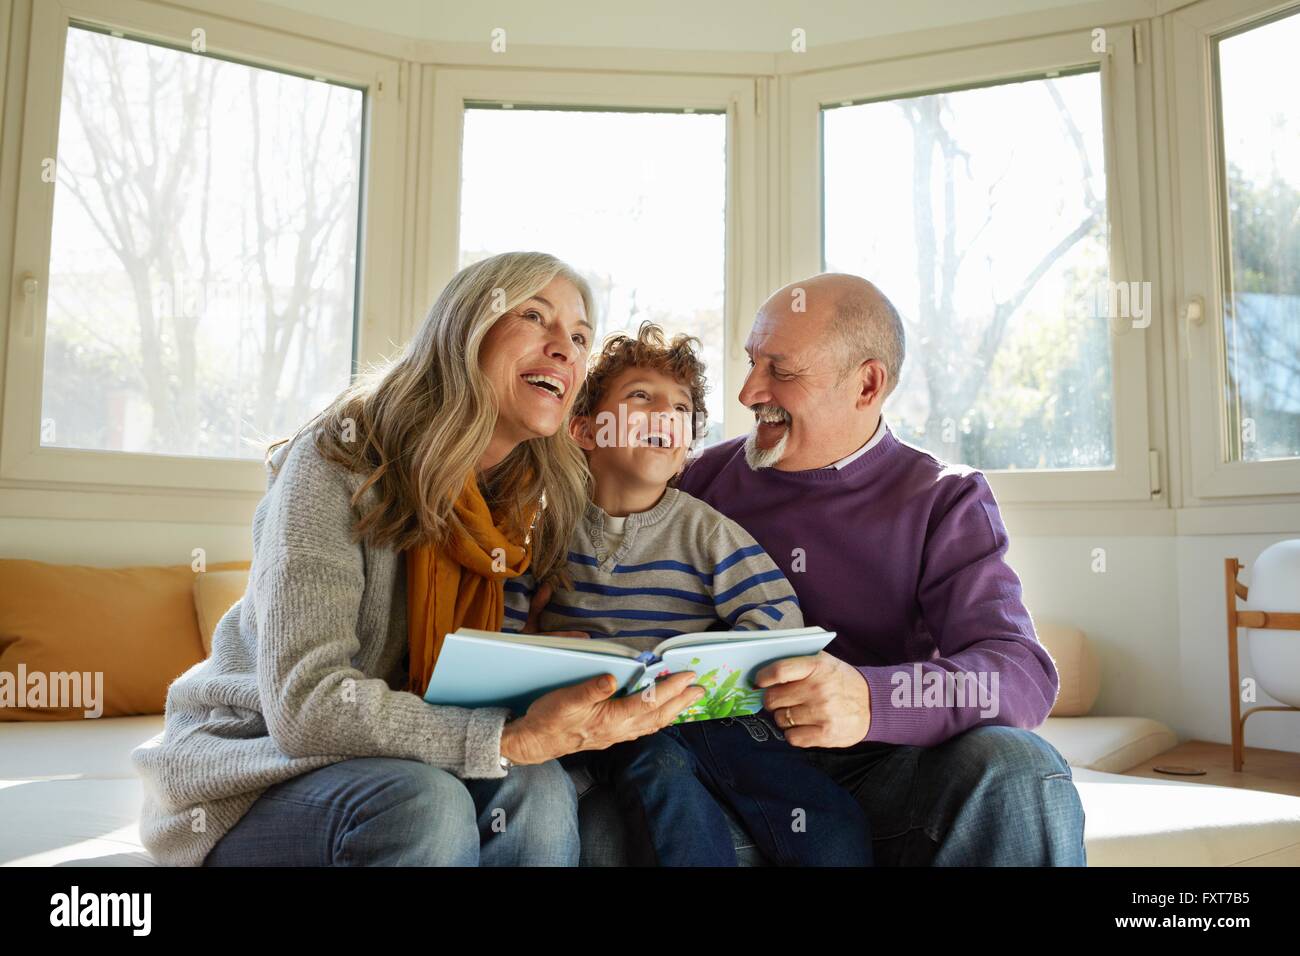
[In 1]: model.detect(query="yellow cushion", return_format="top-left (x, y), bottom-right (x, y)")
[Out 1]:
top-left (1037, 622), bottom-right (1101, 717)
top-left (0, 559), bottom-right (248, 721)
top-left (193, 569), bottom-right (250, 655)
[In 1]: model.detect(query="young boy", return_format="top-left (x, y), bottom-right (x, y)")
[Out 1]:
top-left (504, 322), bottom-right (871, 867)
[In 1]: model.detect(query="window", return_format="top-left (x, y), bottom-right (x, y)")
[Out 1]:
top-left (1214, 8), bottom-right (1300, 464)
top-left (4, 2), bottom-right (400, 504)
top-left (457, 104), bottom-right (728, 446)
top-left (40, 25), bottom-right (364, 461)
top-left (823, 70), bottom-right (1112, 472)
top-left (1174, 0), bottom-right (1300, 498)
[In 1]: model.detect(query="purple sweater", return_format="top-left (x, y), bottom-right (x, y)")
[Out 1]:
top-left (676, 426), bottom-right (1058, 747)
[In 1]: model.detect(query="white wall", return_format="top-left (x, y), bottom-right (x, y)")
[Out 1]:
top-left (1012, 535), bottom-right (1183, 729)
top-left (0, 516), bottom-right (252, 568)
top-left (1009, 530), bottom-right (1300, 753)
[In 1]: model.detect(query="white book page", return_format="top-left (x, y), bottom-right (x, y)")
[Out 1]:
top-left (650, 626), bottom-right (828, 657)
top-left (453, 628), bottom-right (641, 659)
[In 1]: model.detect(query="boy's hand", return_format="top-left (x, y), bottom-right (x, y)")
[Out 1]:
top-left (523, 580), bottom-right (590, 638)
top-left (524, 582), bottom-right (554, 634)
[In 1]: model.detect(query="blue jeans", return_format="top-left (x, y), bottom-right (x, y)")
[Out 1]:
top-left (802, 725), bottom-right (1086, 866)
top-left (203, 756), bottom-right (579, 866)
top-left (589, 713), bottom-right (872, 866)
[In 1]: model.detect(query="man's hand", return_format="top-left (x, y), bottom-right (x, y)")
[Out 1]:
top-left (500, 671), bottom-right (705, 765)
top-left (756, 651), bottom-right (872, 748)
top-left (523, 580), bottom-right (589, 639)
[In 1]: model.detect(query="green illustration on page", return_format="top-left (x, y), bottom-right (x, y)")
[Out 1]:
top-left (632, 656), bottom-right (766, 724)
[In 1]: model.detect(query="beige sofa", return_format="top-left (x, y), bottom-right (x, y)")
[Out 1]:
top-left (3, 615), bottom-right (1299, 866)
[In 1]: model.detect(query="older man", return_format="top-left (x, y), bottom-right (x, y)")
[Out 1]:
top-left (677, 273), bottom-right (1085, 866)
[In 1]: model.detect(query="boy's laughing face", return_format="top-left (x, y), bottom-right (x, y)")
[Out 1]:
top-left (571, 366), bottom-right (693, 489)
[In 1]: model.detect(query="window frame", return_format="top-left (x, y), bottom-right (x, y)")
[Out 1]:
top-left (1170, 0), bottom-right (1300, 499)
top-left (0, 0), bottom-right (406, 494)
top-left (786, 27), bottom-right (1155, 504)
top-left (427, 67), bottom-right (763, 445)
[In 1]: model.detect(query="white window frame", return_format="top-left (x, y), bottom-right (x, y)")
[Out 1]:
top-left (1, 0), bottom-right (406, 494)
top-left (1170, 0), bottom-right (1300, 499)
top-left (785, 27), bottom-right (1155, 504)
top-left (427, 68), bottom-right (763, 442)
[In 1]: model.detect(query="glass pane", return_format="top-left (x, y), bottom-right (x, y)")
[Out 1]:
top-left (43, 26), bottom-right (363, 460)
top-left (459, 106), bottom-right (728, 447)
top-left (1217, 10), bottom-right (1300, 463)
top-left (823, 70), bottom-right (1113, 471)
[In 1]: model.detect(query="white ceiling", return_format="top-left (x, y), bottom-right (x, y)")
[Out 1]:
top-left (262, 0), bottom-right (1101, 52)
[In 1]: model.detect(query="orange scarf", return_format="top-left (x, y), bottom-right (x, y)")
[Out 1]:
top-left (406, 472), bottom-right (536, 697)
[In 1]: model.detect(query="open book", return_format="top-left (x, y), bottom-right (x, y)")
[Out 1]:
top-left (422, 626), bottom-right (835, 723)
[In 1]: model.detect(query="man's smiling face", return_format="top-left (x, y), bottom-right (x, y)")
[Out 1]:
top-left (738, 283), bottom-right (866, 471)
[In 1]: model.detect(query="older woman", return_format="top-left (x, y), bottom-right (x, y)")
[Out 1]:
top-left (131, 252), bottom-right (704, 866)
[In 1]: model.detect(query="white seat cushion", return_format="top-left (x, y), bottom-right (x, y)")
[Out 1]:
top-left (0, 778), bottom-right (156, 866)
top-left (0, 716), bottom-right (162, 867)
top-left (4, 715), bottom-right (1298, 867)
top-left (1035, 716), bottom-right (1178, 773)
top-left (1073, 767), bottom-right (1300, 866)
top-left (0, 715), bottom-right (164, 781)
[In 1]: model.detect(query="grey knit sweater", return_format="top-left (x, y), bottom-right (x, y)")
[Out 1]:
top-left (130, 434), bottom-right (511, 866)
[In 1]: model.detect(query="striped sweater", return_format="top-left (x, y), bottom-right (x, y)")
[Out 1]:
top-left (504, 487), bottom-right (803, 642)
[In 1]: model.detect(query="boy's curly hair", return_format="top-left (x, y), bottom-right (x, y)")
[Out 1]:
top-left (572, 320), bottom-right (709, 444)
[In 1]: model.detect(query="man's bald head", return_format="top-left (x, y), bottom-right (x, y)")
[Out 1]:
top-left (762, 273), bottom-right (906, 397)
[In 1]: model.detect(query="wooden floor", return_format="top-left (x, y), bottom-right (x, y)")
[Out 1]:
top-left (1124, 740), bottom-right (1300, 798)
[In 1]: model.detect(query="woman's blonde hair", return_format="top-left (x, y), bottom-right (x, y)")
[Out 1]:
top-left (281, 251), bottom-right (594, 584)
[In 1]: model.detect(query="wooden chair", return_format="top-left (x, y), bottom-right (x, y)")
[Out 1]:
top-left (1224, 558), bottom-right (1300, 771)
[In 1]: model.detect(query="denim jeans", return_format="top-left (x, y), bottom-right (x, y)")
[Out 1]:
top-left (588, 713), bottom-right (872, 866)
top-left (575, 724), bottom-right (1085, 866)
top-left (802, 725), bottom-right (1087, 866)
top-left (203, 756), bottom-right (579, 866)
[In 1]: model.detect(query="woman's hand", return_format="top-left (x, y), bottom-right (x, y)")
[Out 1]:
top-left (500, 672), bottom-right (704, 766)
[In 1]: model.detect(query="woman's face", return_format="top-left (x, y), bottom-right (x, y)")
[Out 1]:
top-left (479, 276), bottom-right (592, 468)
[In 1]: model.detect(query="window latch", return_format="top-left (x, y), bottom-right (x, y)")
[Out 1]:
top-left (20, 274), bottom-right (39, 337)
top-left (1180, 294), bottom-right (1205, 360)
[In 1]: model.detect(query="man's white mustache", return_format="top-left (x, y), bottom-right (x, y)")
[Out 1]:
top-left (751, 403), bottom-right (791, 425)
